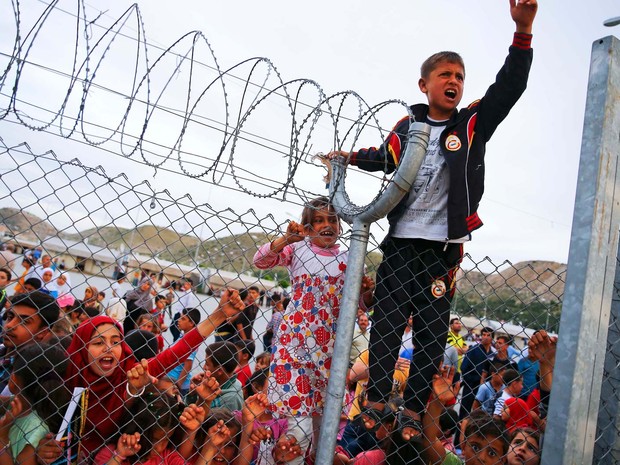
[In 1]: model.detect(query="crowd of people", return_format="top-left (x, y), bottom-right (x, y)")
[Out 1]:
top-left (0, 1), bottom-right (554, 464)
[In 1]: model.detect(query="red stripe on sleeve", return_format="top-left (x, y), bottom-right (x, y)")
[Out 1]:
top-left (513, 32), bottom-right (532, 49)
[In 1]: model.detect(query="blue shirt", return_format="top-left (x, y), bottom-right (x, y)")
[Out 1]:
top-left (476, 381), bottom-right (504, 415)
top-left (518, 356), bottom-right (539, 398)
top-left (461, 343), bottom-right (495, 386)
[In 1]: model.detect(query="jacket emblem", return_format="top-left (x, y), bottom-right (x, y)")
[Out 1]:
top-left (445, 134), bottom-right (462, 151)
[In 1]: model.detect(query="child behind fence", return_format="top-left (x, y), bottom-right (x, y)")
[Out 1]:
top-left (253, 196), bottom-right (373, 463)
top-left (0, 342), bottom-right (71, 465)
top-left (92, 386), bottom-right (186, 465)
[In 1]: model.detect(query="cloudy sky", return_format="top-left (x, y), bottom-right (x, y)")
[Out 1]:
top-left (1, 0), bottom-right (619, 270)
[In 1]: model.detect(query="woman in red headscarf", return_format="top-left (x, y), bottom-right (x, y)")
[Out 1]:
top-left (48, 289), bottom-right (244, 463)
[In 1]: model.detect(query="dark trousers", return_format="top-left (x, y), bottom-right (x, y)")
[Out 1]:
top-left (366, 237), bottom-right (463, 413)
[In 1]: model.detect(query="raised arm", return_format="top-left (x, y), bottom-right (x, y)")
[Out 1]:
top-left (510, 0), bottom-right (538, 35)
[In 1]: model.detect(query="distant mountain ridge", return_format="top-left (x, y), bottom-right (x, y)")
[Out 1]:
top-left (0, 207), bottom-right (566, 300)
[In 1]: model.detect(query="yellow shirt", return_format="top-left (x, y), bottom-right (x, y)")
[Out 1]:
top-left (447, 331), bottom-right (466, 371)
top-left (348, 349), bottom-right (410, 420)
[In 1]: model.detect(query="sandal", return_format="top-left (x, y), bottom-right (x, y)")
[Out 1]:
top-left (396, 409), bottom-right (423, 442)
top-left (358, 397), bottom-right (405, 432)
top-left (357, 405), bottom-right (386, 432)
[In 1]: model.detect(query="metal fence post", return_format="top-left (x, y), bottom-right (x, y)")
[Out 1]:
top-left (542, 35), bottom-right (620, 465)
top-left (314, 122), bottom-right (430, 465)
top-left (593, 241), bottom-right (620, 464)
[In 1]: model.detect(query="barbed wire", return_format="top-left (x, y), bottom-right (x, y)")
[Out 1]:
top-left (1, 0), bottom-right (411, 207)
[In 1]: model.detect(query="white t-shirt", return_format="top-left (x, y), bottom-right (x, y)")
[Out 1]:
top-left (392, 119), bottom-right (469, 243)
top-left (392, 121), bottom-right (450, 241)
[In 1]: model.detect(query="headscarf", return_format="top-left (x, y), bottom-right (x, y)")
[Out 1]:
top-left (40, 267), bottom-right (56, 292)
top-left (64, 315), bottom-right (137, 454)
top-left (124, 277), bottom-right (153, 310)
top-left (82, 286), bottom-right (100, 307)
top-left (55, 274), bottom-right (73, 302)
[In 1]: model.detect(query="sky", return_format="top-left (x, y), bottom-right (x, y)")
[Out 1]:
top-left (1, 0), bottom-right (619, 270)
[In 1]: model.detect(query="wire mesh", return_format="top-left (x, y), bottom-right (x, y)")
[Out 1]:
top-left (0, 140), bottom-right (565, 465)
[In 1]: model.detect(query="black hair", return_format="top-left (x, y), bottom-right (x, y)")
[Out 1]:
top-left (182, 307), bottom-right (201, 326)
top-left (126, 329), bottom-right (159, 361)
top-left (496, 334), bottom-right (511, 344)
top-left (12, 342), bottom-right (71, 433)
top-left (502, 369), bottom-right (522, 386)
top-left (464, 412), bottom-right (510, 455)
top-left (449, 317), bottom-right (460, 326)
top-left (117, 272), bottom-right (126, 281)
top-left (10, 291), bottom-right (60, 328)
top-left (439, 408), bottom-right (459, 436)
top-left (234, 339), bottom-right (256, 359)
top-left (200, 408), bottom-right (242, 450)
top-left (24, 277), bottom-right (42, 290)
top-left (154, 294), bottom-right (167, 303)
top-left (248, 286), bottom-right (259, 293)
top-left (490, 360), bottom-right (507, 374)
top-left (117, 386), bottom-right (184, 464)
top-left (0, 267), bottom-right (12, 282)
top-left (247, 368), bottom-right (269, 396)
top-left (481, 327), bottom-right (495, 337)
top-left (205, 341), bottom-right (239, 374)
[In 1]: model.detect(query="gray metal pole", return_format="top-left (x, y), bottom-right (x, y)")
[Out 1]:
top-left (315, 122), bottom-right (430, 465)
top-left (593, 241), bottom-right (620, 464)
top-left (542, 35), bottom-right (620, 465)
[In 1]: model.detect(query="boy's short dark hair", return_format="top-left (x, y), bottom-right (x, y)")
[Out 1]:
top-left (98, 291), bottom-right (105, 298)
top-left (205, 341), bottom-right (239, 374)
top-left (496, 334), bottom-right (511, 344)
top-left (0, 267), bottom-right (12, 282)
top-left (481, 327), bottom-right (495, 337)
top-left (420, 51), bottom-right (465, 80)
top-left (24, 277), bottom-right (42, 290)
top-left (155, 294), bottom-right (167, 304)
top-left (182, 307), bottom-right (201, 326)
top-left (449, 317), bottom-right (460, 325)
top-left (117, 272), bottom-right (126, 281)
top-left (10, 291), bottom-right (60, 327)
top-left (502, 369), bottom-right (522, 386)
top-left (490, 360), bottom-right (506, 374)
top-left (125, 329), bottom-right (159, 361)
top-left (439, 407), bottom-right (459, 436)
top-left (235, 339), bottom-right (256, 358)
top-left (248, 286), bottom-right (259, 293)
top-left (464, 412), bottom-right (510, 455)
top-left (247, 368), bottom-right (269, 396)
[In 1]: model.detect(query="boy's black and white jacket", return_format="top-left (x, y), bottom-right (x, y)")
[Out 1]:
top-left (349, 33), bottom-right (533, 241)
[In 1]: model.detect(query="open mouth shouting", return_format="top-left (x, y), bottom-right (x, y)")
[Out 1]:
top-left (444, 88), bottom-right (458, 101)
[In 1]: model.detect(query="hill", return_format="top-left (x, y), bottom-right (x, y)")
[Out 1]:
top-left (0, 207), bottom-right (58, 240)
top-left (457, 260), bottom-right (566, 303)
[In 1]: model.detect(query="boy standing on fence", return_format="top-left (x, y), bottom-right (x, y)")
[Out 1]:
top-left (327, 0), bottom-right (537, 438)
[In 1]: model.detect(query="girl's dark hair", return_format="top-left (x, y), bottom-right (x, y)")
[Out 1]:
top-left (192, 408), bottom-right (242, 457)
top-left (117, 386), bottom-right (184, 464)
top-left (247, 368), bottom-right (269, 396)
top-left (510, 427), bottom-right (541, 454)
top-left (464, 412), bottom-right (510, 455)
top-left (300, 196), bottom-right (337, 228)
top-left (439, 408), bottom-right (459, 436)
top-left (12, 342), bottom-right (71, 433)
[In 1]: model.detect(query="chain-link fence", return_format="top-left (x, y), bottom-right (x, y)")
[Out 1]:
top-left (0, 139), bottom-right (565, 465)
